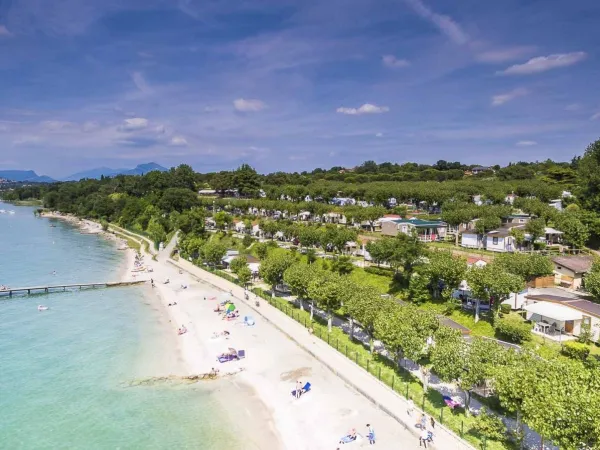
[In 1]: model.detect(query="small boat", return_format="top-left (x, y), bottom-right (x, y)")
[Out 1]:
top-left (8, 210), bottom-right (15, 215)
top-left (0, 209), bottom-right (6, 214)
top-left (50, 224), bottom-right (57, 228)
top-left (38, 305), bottom-right (49, 311)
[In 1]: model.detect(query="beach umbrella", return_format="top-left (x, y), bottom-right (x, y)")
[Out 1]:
top-left (226, 303), bottom-right (236, 312)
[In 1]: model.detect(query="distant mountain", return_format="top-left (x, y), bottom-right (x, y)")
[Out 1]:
top-left (63, 162), bottom-right (168, 181)
top-left (0, 170), bottom-right (55, 183)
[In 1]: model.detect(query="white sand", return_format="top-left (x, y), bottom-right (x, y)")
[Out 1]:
top-left (142, 254), bottom-right (421, 449)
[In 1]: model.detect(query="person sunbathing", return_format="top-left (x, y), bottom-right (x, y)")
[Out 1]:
top-left (177, 325), bottom-right (188, 335)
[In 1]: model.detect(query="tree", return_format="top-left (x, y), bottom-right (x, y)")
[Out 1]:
top-left (202, 239), bottom-right (227, 267)
top-left (525, 218), bottom-right (546, 246)
top-left (213, 211), bottom-right (232, 231)
top-left (177, 207), bottom-right (206, 236)
top-left (425, 251), bottom-right (467, 300)
top-left (331, 255), bottom-right (355, 275)
top-left (308, 271), bottom-right (344, 331)
top-left (237, 266), bottom-right (252, 285)
top-left (345, 285), bottom-right (388, 351)
top-left (147, 216), bottom-right (166, 244)
top-left (366, 238), bottom-right (395, 266)
top-left (260, 252), bottom-right (296, 291)
top-left (284, 263), bottom-right (321, 299)
top-left (408, 271), bottom-right (431, 304)
top-left (577, 139), bottom-right (600, 211)
top-left (472, 408), bottom-right (507, 442)
top-left (242, 234), bottom-right (253, 248)
top-left (232, 164), bottom-right (261, 197)
top-left (255, 242), bottom-right (270, 260)
top-left (466, 265), bottom-right (524, 319)
top-left (493, 253), bottom-right (553, 282)
top-left (229, 256), bottom-right (248, 274)
top-left (585, 262), bottom-right (600, 300)
top-left (475, 216), bottom-right (501, 235)
top-left (391, 231), bottom-right (427, 278)
top-left (509, 227), bottom-right (526, 250)
top-left (305, 248), bottom-right (317, 264)
top-left (158, 187), bottom-right (199, 212)
top-left (556, 213), bottom-right (589, 248)
top-left (441, 205), bottom-right (474, 246)
top-left (430, 326), bottom-right (465, 388)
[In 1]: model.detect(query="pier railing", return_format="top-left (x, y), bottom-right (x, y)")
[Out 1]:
top-left (0, 280), bottom-right (145, 297)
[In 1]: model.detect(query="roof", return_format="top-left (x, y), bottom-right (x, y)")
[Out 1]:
top-left (472, 166), bottom-right (491, 171)
top-left (552, 256), bottom-right (594, 274)
top-left (525, 294), bottom-right (600, 318)
top-left (544, 227), bottom-right (563, 235)
top-left (389, 218), bottom-right (446, 228)
top-left (524, 302), bottom-right (583, 321)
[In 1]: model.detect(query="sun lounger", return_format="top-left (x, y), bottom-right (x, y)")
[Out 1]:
top-left (237, 350), bottom-right (246, 359)
top-left (291, 382), bottom-right (311, 397)
top-left (443, 395), bottom-right (462, 409)
top-left (217, 354), bottom-right (239, 363)
top-left (339, 433), bottom-right (362, 444)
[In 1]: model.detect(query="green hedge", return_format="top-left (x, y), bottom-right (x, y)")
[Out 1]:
top-left (561, 341), bottom-right (591, 361)
top-left (494, 316), bottom-right (532, 344)
top-left (364, 266), bottom-right (395, 277)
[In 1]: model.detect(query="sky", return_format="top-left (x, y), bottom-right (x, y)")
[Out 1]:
top-left (0, 0), bottom-right (599, 178)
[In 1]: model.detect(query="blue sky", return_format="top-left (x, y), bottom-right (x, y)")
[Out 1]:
top-left (0, 0), bottom-right (599, 177)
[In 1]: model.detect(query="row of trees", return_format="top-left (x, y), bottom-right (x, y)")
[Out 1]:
top-left (257, 248), bottom-right (599, 449)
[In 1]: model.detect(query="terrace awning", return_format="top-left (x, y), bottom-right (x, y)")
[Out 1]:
top-left (524, 302), bottom-right (583, 322)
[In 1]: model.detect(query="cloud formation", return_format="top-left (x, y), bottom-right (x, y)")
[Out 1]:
top-left (0, 25), bottom-right (12, 37)
top-left (516, 140), bottom-right (538, 146)
top-left (476, 46), bottom-right (536, 63)
top-left (591, 112), bottom-right (600, 121)
top-left (169, 136), bottom-right (188, 146)
top-left (498, 52), bottom-right (587, 75)
top-left (491, 88), bottom-right (529, 106)
top-left (382, 55), bottom-right (410, 68)
top-left (336, 104), bottom-right (390, 115)
top-left (404, 0), bottom-right (468, 45)
top-left (119, 118), bottom-right (149, 131)
top-left (131, 72), bottom-right (151, 94)
top-left (233, 98), bottom-right (266, 112)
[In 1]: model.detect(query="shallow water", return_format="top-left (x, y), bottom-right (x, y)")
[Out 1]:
top-left (0, 203), bottom-right (239, 449)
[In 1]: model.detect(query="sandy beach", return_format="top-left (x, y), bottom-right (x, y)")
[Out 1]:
top-left (138, 251), bottom-right (422, 449)
top-left (40, 214), bottom-right (424, 449)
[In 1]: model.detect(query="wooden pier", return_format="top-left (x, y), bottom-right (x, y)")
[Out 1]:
top-left (0, 280), bottom-right (146, 297)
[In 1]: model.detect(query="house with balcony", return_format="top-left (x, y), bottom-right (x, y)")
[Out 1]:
top-left (380, 218), bottom-right (447, 241)
top-left (552, 255), bottom-right (594, 289)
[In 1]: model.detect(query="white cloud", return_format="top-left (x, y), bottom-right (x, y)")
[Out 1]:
top-left (498, 52), bottom-right (587, 75)
top-left (382, 55), bottom-right (410, 68)
top-left (169, 136), bottom-right (188, 146)
top-left (476, 46), bottom-right (536, 63)
top-left (404, 0), bottom-right (468, 45)
top-left (233, 98), bottom-right (266, 112)
top-left (131, 72), bottom-right (151, 94)
top-left (13, 136), bottom-right (42, 145)
top-left (375, 132), bottom-right (384, 137)
top-left (41, 120), bottom-right (75, 131)
top-left (565, 103), bottom-right (582, 112)
top-left (0, 25), bottom-right (12, 37)
top-left (336, 104), bottom-right (390, 115)
top-left (118, 118), bottom-right (148, 131)
top-left (516, 140), bottom-right (538, 146)
top-left (591, 112), bottom-right (600, 121)
top-left (491, 88), bottom-right (528, 106)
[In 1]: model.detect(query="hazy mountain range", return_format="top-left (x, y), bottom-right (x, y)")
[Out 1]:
top-left (0, 163), bottom-right (167, 183)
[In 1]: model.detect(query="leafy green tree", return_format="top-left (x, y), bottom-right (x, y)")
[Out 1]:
top-left (391, 231), bottom-right (427, 278)
top-left (237, 266), bottom-right (252, 286)
top-left (331, 255), bottom-right (355, 275)
top-left (261, 220), bottom-right (279, 239)
top-left (442, 204), bottom-right (474, 246)
top-left (475, 216), bottom-right (501, 235)
top-left (177, 207), bottom-right (206, 235)
top-left (345, 285), bottom-right (389, 351)
top-left (242, 234), bottom-right (253, 248)
top-left (229, 256), bottom-right (248, 274)
top-left (307, 271), bottom-right (344, 331)
top-left (430, 326), bottom-right (466, 394)
top-left (254, 242), bottom-right (270, 260)
top-left (366, 237), bottom-right (395, 266)
top-left (425, 251), bottom-right (467, 299)
top-left (147, 216), bottom-right (166, 244)
top-left (408, 271), bottom-right (432, 304)
top-left (232, 164), bottom-right (261, 197)
top-left (284, 263), bottom-right (321, 299)
top-left (577, 139), bottom-right (600, 211)
top-left (472, 408), bottom-right (507, 442)
top-left (202, 239), bottom-right (227, 267)
top-left (509, 227), bottom-right (526, 250)
top-left (525, 218), bottom-right (546, 245)
top-left (158, 187), bottom-right (198, 212)
top-left (213, 211), bottom-right (232, 231)
top-left (584, 262), bottom-right (600, 300)
top-left (493, 253), bottom-right (553, 282)
top-left (305, 248), bottom-right (317, 264)
top-left (260, 252), bottom-right (296, 291)
top-left (466, 265), bottom-right (524, 318)
top-left (555, 213), bottom-right (589, 248)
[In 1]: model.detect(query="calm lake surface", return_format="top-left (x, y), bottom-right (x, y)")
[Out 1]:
top-left (0, 202), bottom-right (238, 449)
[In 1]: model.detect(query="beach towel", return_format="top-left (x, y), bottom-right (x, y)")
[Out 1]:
top-left (291, 382), bottom-right (311, 397)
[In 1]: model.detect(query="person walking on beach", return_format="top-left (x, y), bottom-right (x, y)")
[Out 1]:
top-left (407, 397), bottom-right (415, 416)
top-left (420, 414), bottom-right (427, 430)
top-left (430, 416), bottom-right (435, 429)
top-left (366, 424), bottom-right (376, 445)
top-left (295, 380), bottom-right (302, 399)
top-left (419, 428), bottom-right (429, 448)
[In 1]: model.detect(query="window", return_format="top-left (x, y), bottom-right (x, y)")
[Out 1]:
top-left (583, 316), bottom-right (592, 327)
top-left (493, 237), bottom-right (498, 245)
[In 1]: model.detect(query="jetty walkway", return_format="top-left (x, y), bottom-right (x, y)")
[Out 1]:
top-left (0, 280), bottom-right (146, 297)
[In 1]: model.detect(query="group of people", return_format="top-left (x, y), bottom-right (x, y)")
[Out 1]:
top-left (337, 424), bottom-right (376, 445)
top-left (417, 413), bottom-right (434, 448)
top-left (0, 284), bottom-right (9, 291)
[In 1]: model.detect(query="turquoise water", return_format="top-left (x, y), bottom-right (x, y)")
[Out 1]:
top-left (0, 202), bottom-right (237, 449)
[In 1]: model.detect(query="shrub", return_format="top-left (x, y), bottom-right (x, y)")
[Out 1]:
top-left (577, 323), bottom-right (593, 344)
top-left (472, 408), bottom-right (507, 442)
top-left (494, 316), bottom-right (532, 344)
top-left (499, 303), bottom-right (511, 315)
top-left (242, 235), bottom-right (253, 248)
top-left (561, 341), bottom-right (590, 361)
top-left (364, 266), bottom-right (394, 277)
top-left (100, 219), bottom-right (109, 231)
